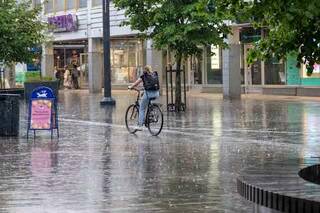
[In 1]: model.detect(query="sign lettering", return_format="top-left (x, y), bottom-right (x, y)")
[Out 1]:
top-left (48, 14), bottom-right (78, 32)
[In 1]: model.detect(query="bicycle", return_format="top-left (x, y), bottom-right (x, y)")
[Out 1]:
top-left (125, 88), bottom-right (163, 136)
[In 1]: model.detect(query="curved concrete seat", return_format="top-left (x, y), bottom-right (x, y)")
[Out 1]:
top-left (299, 164), bottom-right (320, 185)
top-left (237, 158), bottom-right (320, 213)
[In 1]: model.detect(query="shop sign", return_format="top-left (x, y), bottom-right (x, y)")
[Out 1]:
top-left (27, 86), bottom-right (59, 139)
top-left (48, 14), bottom-right (78, 32)
top-left (240, 27), bottom-right (261, 43)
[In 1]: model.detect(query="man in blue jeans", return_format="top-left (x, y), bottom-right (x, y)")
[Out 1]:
top-left (128, 65), bottom-right (160, 131)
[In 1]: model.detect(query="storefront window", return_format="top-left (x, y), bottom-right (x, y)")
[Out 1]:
top-left (191, 55), bottom-right (202, 84)
top-left (45, 0), bottom-right (87, 13)
top-left (110, 40), bottom-right (143, 84)
top-left (242, 44), bottom-right (261, 85)
top-left (79, 0), bottom-right (87, 8)
top-left (33, 0), bottom-right (41, 7)
top-left (92, 0), bottom-right (102, 7)
top-left (55, 0), bottom-right (65, 12)
top-left (251, 61), bottom-right (261, 85)
top-left (45, 0), bottom-right (53, 13)
top-left (54, 48), bottom-right (84, 70)
top-left (66, 0), bottom-right (76, 10)
top-left (302, 63), bottom-right (320, 78)
top-left (265, 58), bottom-right (285, 84)
top-left (206, 45), bottom-right (222, 84)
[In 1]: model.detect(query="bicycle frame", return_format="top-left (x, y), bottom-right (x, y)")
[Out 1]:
top-left (127, 88), bottom-right (163, 136)
top-left (130, 88), bottom-right (155, 126)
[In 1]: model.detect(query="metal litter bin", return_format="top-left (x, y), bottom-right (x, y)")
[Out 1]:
top-left (0, 94), bottom-right (20, 136)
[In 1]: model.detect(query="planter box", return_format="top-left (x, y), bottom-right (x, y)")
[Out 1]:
top-left (24, 81), bottom-right (59, 101)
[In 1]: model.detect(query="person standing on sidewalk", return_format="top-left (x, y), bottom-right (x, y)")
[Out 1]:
top-left (54, 66), bottom-right (62, 89)
top-left (63, 65), bottom-right (72, 89)
top-left (71, 64), bottom-right (80, 89)
top-left (128, 65), bottom-right (160, 131)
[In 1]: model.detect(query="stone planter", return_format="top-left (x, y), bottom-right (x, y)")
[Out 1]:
top-left (24, 81), bottom-right (59, 101)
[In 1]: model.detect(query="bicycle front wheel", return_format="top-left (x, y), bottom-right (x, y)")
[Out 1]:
top-left (125, 104), bottom-right (139, 134)
top-left (147, 104), bottom-right (163, 136)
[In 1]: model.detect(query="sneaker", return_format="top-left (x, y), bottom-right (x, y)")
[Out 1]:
top-left (134, 125), bottom-right (143, 131)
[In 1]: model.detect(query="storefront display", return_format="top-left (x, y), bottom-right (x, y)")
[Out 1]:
top-left (110, 39), bottom-right (143, 84)
top-left (286, 53), bottom-right (320, 86)
top-left (53, 42), bottom-right (87, 88)
top-left (264, 58), bottom-right (285, 85)
top-left (207, 45), bottom-right (222, 84)
top-left (302, 63), bottom-right (320, 78)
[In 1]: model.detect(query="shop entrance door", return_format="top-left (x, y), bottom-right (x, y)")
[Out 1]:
top-left (190, 55), bottom-right (203, 86)
top-left (80, 53), bottom-right (88, 88)
top-left (244, 44), bottom-right (261, 87)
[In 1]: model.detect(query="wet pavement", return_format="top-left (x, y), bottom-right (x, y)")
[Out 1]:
top-left (1, 90), bottom-right (320, 212)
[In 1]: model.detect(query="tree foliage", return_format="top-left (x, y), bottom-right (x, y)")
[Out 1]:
top-left (0, 0), bottom-right (46, 65)
top-left (227, 0), bottom-right (320, 73)
top-left (115, 0), bottom-right (231, 56)
top-left (114, 0), bottom-right (231, 109)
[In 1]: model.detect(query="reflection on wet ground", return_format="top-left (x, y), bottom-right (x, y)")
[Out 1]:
top-left (1, 90), bottom-right (320, 212)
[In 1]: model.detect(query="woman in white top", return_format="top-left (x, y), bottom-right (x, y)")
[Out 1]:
top-left (63, 65), bottom-right (72, 89)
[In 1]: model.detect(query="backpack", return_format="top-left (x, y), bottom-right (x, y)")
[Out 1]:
top-left (143, 72), bottom-right (160, 91)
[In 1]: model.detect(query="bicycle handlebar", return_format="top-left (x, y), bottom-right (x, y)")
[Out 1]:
top-left (129, 87), bottom-right (143, 92)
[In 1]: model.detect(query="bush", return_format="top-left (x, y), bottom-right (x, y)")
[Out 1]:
top-left (25, 71), bottom-right (53, 82)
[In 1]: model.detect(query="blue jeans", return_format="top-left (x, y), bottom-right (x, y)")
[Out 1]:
top-left (139, 90), bottom-right (160, 126)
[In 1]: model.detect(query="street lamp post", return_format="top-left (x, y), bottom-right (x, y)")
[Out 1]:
top-left (100, 0), bottom-right (116, 105)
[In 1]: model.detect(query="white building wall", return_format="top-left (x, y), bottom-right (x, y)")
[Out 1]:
top-left (44, 4), bottom-right (139, 41)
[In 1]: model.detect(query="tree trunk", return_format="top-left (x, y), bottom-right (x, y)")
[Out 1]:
top-left (175, 53), bottom-right (182, 111)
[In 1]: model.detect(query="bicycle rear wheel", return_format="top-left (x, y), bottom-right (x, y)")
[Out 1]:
top-left (125, 104), bottom-right (139, 134)
top-left (147, 104), bottom-right (163, 136)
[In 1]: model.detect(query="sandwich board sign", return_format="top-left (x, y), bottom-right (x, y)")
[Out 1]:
top-left (27, 86), bottom-right (59, 139)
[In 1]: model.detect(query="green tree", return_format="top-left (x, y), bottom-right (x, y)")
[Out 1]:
top-left (114, 0), bottom-right (231, 110)
top-left (0, 0), bottom-right (46, 65)
top-left (226, 0), bottom-right (320, 74)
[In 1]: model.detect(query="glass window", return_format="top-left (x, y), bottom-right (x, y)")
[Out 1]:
top-left (302, 63), bottom-right (320, 78)
top-left (33, 0), bottom-right (41, 7)
top-left (265, 58), bottom-right (285, 84)
top-left (66, 0), bottom-right (76, 10)
top-left (92, 0), bottom-right (102, 7)
top-left (242, 44), bottom-right (261, 85)
top-left (79, 0), bottom-right (87, 8)
top-left (45, 0), bottom-right (53, 13)
top-left (55, 0), bottom-right (65, 12)
top-left (111, 40), bottom-right (143, 84)
top-left (251, 61), bottom-right (262, 85)
top-left (191, 55), bottom-right (203, 84)
top-left (207, 45), bottom-right (222, 84)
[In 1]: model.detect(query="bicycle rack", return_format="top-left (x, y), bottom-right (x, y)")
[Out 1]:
top-left (165, 65), bottom-right (187, 112)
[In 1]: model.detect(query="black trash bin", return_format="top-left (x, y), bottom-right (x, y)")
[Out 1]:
top-left (0, 94), bottom-right (20, 136)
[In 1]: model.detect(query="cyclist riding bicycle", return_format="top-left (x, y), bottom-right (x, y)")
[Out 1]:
top-left (128, 65), bottom-right (160, 131)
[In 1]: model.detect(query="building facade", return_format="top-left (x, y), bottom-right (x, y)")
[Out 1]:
top-left (36, 0), bottom-right (320, 94)
top-left (39, 0), bottom-right (162, 93)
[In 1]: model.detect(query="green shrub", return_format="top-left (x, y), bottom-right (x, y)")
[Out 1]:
top-left (25, 71), bottom-right (53, 82)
